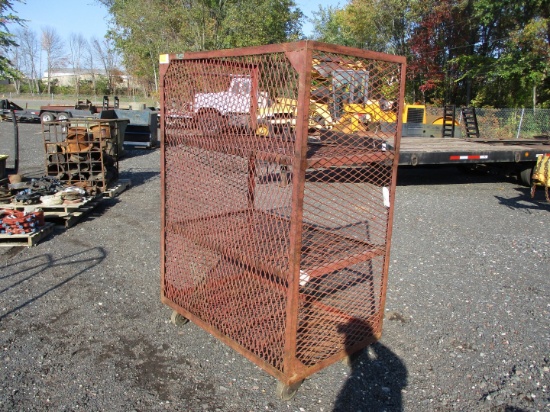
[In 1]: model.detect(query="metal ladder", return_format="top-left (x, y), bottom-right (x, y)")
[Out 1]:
top-left (442, 105), bottom-right (456, 138)
top-left (461, 107), bottom-right (480, 138)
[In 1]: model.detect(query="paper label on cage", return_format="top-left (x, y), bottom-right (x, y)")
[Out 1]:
top-left (299, 270), bottom-right (310, 286)
top-left (383, 187), bottom-right (390, 208)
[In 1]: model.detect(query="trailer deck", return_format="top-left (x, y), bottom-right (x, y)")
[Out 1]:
top-left (396, 136), bottom-right (549, 166)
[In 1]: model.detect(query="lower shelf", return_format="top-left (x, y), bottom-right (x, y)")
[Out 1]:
top-left (163, 256), bottom-right (381, 374)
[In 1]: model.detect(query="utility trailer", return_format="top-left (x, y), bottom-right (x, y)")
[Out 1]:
top-left (38, 102), bottom-right (98, 122)
top-left (395, 136), bottom-right (550, 186)
top-left (380, 105), bottom-right (549, 186)
top-left (1, 99), bottom-right (40, 122)
top-left (39, 96), bottom-right (121, 123)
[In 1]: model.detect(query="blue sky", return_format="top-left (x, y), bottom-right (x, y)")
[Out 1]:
top-left (12, 0), bottom-right (345, 42)
top-left (13, 0), bottom-right (111, 41)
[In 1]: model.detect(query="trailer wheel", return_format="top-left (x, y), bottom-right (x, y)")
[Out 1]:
top-left (518, 165), bottom-right (533, 187)
top-left (57, 112), bottom-right (70, 122)
top-left (198, 110), bottom-right (224, 136)
top-left (41, 112), bottom-right (55, 123)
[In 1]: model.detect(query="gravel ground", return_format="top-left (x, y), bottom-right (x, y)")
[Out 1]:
top-left (1, 122), bottom-right (549, 411)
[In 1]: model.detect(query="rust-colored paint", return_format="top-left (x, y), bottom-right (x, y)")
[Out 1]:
top-left (41, 118), bottom-right (123, 195)
top-left (160, 41), bottom-right (405, 386)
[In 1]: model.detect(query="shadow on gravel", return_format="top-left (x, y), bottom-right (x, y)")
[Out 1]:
top-left (495, 188), bottom-right (550, 211)
top-left (334, 319), bottom-right (407, 411)
top-left (86, 196), bottom-right (120, 217)
top-left (120, 146), bottom-right (159, 160)
top-left (0, 247), bottom-right (106, 321)
top-left (118, 170), bottom-right (160, 188)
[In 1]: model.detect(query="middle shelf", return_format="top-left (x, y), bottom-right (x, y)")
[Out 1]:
top-left (165, 209), bottom-right (385, 283)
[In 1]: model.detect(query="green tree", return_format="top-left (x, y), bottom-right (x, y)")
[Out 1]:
top-left (446, 0), bottom-right (549, 107)
top-left (310, 5), bottom-right (356, 46)
top-left (221, 0), bottom-right (303, 48)
top-left (0, 0), bottom-right (23, 79)
top-left (310, 1), bottom-right (418, 55)
top-left (345, 0), bottom-right (417, 55)
top-left (100, 0), bottom-right (303, 95)
top-left (407, 0), bottom-right (471, 104)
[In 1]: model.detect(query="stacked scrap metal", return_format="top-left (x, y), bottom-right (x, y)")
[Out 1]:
top-left (0, 209), bottom-right (45, 235)
top-left (1, 176), bottom-right (87, 206)
top-left (43, 119), bottom-right (122, 195)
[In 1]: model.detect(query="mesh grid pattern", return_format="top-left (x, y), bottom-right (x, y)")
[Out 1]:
top-left (160, 42), bottom-right (404, 382)
top-left (42, 119), bottom-right (122, 194)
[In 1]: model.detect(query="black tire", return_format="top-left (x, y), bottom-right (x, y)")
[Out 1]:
top-left (518, 165), bottom-right (533, 187)
top-left (198, 111), bottom-right (224, 136)
top-left (57, 112), bottom-right (70, 122)
top-left (41, 112), bottom-right (56, 123)
top-left (170, 310), bottom-right (189, 326)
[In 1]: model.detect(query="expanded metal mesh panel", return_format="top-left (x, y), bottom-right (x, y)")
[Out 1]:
top-left (160, 41), bottom-right (405, 384)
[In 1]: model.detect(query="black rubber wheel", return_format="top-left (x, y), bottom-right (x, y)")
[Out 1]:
top-left (518, 165), bottom-right (533, 187)
top-left (198, 111), bottom-right (224, 136)
top-left (170, 310), bottom-right (189, 326)
top-left (41, 112), bottom-right (55, 123)
top-left (57, 112), bottom-right (70, 122)
top-left (276, 380), bottom-right (303, 401)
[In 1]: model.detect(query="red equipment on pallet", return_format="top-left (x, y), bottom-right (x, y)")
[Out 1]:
top-left (0, 209), bottom-right (45, 234)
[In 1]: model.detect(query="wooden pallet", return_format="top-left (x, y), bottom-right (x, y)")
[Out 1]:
top-left (4, 196), bottom-right (104, 228)
top-left (41, 197), bottom-right (104, 228)
top-left (103, 179), bottom-right (131, 198)
top-left (0, 222), bottom-right (55, 247)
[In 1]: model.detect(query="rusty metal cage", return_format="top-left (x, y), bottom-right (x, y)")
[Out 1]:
top-left (160, 41), bottom-right (405, 396)
top-left (42, 119), bottom-right (123, 195)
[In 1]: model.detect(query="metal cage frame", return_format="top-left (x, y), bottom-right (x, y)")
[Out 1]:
top-left (42, 118), bottom-right (124, 194)
top-left (160, 41), bottom-right (405, 394)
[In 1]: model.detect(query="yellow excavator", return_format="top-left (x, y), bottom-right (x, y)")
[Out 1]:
top-left (256, 58), bottom-right (456, 137)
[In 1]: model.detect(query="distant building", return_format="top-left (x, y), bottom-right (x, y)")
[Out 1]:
top-left (42, 68), bottom-right (106, 86)
top-left (42, 68), bottom-right (136, 90)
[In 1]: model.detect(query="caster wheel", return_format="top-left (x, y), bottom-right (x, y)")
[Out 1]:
top-left (342, 355), bottom-right (353, 366)
top-left (276, 380), bottom-right (303, 401)
top-left (170, 310), bottom-right (189, 326)
top-left (341, 348), bottom-right (365, 366)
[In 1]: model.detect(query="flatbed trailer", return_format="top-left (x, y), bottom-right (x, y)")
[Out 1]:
top-left (2, 96), bottom-right (122, 123)
top-left (1, 99), bottom-right (40, 122)
top-left (38, 101), bottom-right (101, 122)
top-left (395, 136), bottom-right (550, 186)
